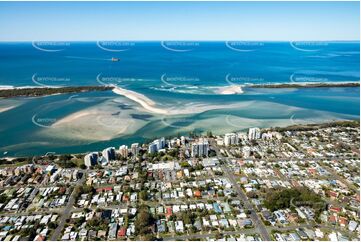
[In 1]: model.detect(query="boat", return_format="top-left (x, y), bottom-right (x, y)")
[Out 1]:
top-left (111, 57), bottom-right (119, 62)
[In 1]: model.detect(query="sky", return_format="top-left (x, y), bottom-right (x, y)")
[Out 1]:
top-left (0, 1), bottom-right (359, 41)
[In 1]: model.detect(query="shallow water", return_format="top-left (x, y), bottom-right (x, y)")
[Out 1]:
top-left (0, 41), bottom-right (359, 156)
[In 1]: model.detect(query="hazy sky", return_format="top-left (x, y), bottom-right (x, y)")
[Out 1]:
top-left (0, 1), bottom-right (359, 41)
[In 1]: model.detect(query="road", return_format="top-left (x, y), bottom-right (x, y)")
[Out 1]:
top-left (209, 139), bottom-right (272, 241)
top-left (209, 141), bottom-right (361, 241)
top-left (164, 229), bottom-right (258, 241)
top-left (50, 171), bottom-right (85, 240)
top-left (269, 223), bottom-right (358, 238)
top-left (221, 162), bottom-right (272, 241)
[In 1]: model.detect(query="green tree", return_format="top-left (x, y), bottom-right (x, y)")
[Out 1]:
top-left (139, 190), bottom-right (148, 201)
top-left (135, 205), bottom-right (155, 235)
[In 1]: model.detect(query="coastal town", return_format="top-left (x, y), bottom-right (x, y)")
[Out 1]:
top-left (0, 121), bottom-right (359, 241)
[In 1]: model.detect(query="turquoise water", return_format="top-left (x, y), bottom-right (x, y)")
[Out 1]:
top-left (0, 41), bottom-right (359, 156)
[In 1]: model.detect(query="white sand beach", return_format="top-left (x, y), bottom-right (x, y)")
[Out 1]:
top-left (0, 85), bottom-right (14, 90)
top-left (0, 99), bottom-right (24, 113)
top-left (112, 86), bottom-right (168, 114)
top-left (112, 86), bottom-right (247, 115)
top-left (40, 98), bottom-right (148, 141)
top-left (215, 85), bottom-right (244, 94)
top-left (0, 105), bottom-right (16, 113)
top-left (53, 110), bottom-right (99, 125)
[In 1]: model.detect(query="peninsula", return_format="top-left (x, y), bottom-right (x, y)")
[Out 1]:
top-left (0, 86), bottom-right (113, 98)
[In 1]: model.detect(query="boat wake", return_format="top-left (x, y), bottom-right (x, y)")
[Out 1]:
top-left (65, 56), bottom-right (114, 61)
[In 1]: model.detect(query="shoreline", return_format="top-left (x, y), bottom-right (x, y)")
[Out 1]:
top-left (112, 85), bottom-right (250, 115)
top-left (0, 105), bottom-right (16, 113)
top-left (215, 85), bottom-right (244, 94)
top-left (112, 85), bottom-right (168, 114)
top-left (0, 82), bottom-right (358, 99)
top-left (0, 119), bottom-right (358, 160)
top-left (246, 81), bottom-right (359, 89)
top-left (0, 86), bottom-right (113, 98)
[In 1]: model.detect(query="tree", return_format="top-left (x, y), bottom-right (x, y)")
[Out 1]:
top-left (139, 190), bottom-right (148, 201)
top-left (180, 161), bottom-right (190, 168)
top-left (209, 150), bottom-right (217, 157)
top-left (181, 212), bottom-right (195, 225)
top-left (0, 194), bottom-right (8, 203)
top-left (124, 215), bottom-right (129, 227)
top-left (264, 187), bottom-right (326, 215)
top-left (215, 231), bottom-right (223, 240)
top-left (141, 234), bottom-right (157, 241)
top-left (135, 205), bottom-right (155, 235)
top-left (59, 154), bottom-right (72, 161)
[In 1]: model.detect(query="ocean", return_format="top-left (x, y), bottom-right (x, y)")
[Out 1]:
top-left (0, 41), bottom-right (359, 156)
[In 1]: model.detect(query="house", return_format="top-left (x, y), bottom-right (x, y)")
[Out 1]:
top-left (173, 205), bottom-right (180, 213)
top-left (167, 221), bottom-right (175, 233)
top-left (175, 221), bottom-right (184, 233)
top-left (348, 220), bottom-right (358, 231)
top-left (221, 202), bottom-right (231, 213)
top-left (328, 232), bottom-right (338, 241)
top-left (219, 219), bottom-right (229, 228)
top-left (210, 215), bottom-right (217, 221)
top-left (193, 220), bottom-right (202, 231)
top-left (180, 204), bottom-right (188, 211)
top-left (202, 218), bottom-right (210, 227)
top-left (315, 229), bottom-right (324, 238)
top-left (193, 190), bottom-right (201, 198)
top-left (130, 193), bottom-right (137, 202)
top-left (196, 203), bottom-right (205, 210)
top-left (213, 203), bottom-right (222, 213)
top-left (303, 228), bottom-right (315, 240)
top-left (296, 228), bottom-right (308, 240)
top-left (328, 191), bottom-right (339, 200)
top-left (61, 233), bottom-right (70, 241)
top-left (88, 230), bottom-right (97, 240)
top-left (3, 235), bottom-right (13, 241)
top-left (108, 223), bottom-right (118, 239)
top-left (261, 210), bottom-right (273, 221)
top-left (211, 220), bottom-right (219, 227)
top-left (289, 233), bottom-right (301, 241)
top-left (117, 227), bottom-right (126, 238)
top-left (287, 213), bottom-right (298, 223)
top-left (79, 229), bottom-right (87, 238)
top-left (97, 230), bottom-right (106, 238)
top-left (156, 220), bottom-right (166, 233)
top-left (329, 215), bottom-right (337, 225)
top-left (238, 219), bottom-right (252, 228)
top-left (165, 207), bottom-right (172, 217)
top-left (101, 210), bottom-right (112, 220)
top-left (338, 217), bottom-right (348, 227)
top-left (329, 205), bottom-right (341, 213)
top-left (157, 206), bottom-right (164, 214)
top-left (69, 232), bottom-right (77, 241)
top-left (274, 211), bottom-right (287, 224)
top-left (229, 219), bottom-right (237, 228)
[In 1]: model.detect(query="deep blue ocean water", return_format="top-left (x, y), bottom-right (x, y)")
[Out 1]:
top-left (0, 41), bottom-right (359, 88)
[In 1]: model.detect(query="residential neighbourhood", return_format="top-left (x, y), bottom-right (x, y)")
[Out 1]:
top-left (0, 121), bottom-right (359, 241)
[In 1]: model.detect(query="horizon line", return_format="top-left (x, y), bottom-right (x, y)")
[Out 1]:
top-left (0, 40), bottom-right (360, 43)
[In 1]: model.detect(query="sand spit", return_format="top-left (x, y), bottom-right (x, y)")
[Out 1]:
top-left (215, 85), bottom-right (244, 94)
top-left (0, 105), bottom-right (16, 113)
top-left (42, 98), bottom-right (148, 141)
top-left (112, 86), bottom-right (247, 115)
top-left (0, 99), bottom-right (24, 113)
top-left (112, 86), bottom-right (168, 114)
